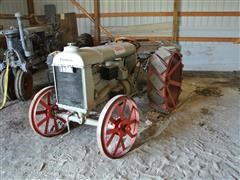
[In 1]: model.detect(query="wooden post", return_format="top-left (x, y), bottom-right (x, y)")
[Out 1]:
top-left (60, 13), bottom-right (78, 45)
top-left (172, 0), bottom-right (180, 42)
top-left (26, 0), bottom-right (36, 25)
top-left (68, 0), bottom-right (113, 39)
top-left (94, 0), bottom-right (100, 44)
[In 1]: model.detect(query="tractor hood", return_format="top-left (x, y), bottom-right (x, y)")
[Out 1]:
top-left (52, 42), bottom-right (136, 68)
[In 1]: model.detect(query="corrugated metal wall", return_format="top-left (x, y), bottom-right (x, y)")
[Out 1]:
top-left (180, 0), bottom-right (239, 38)
top-left (32, 0), bottom-right (239, 37)
top-left (32, 0), bottom-right (240, 71)
top-left (0, 0), bottom-right (29, 28)
top-left (33, 0), bottom-right (174, 35)
top-left (0, 0), bottom-right (239, 71)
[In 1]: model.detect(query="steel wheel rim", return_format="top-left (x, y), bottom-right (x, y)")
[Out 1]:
top-left (97, 95), bottom-right (139, 159)
top-left (29, 86), bottom-right (67, 137)
top-left (15, 70), bottom-right (33, 100)
top-left (14, 70), bottom-right (21, 100)
top-left (20, 71), bottom-right (33, 100)
top-left (165, 53), bottom-right (183, 109)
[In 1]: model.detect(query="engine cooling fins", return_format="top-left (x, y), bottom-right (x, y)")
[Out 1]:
top-left (147, 46), bottom-right (183, 114)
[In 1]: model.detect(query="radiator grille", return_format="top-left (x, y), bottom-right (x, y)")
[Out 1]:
top-left (55, 67), bottom-right (84, 109)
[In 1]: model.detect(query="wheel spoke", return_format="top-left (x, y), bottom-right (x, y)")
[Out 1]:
top-left (109, 116), bottom-right (118, 126)
top-left (166, 86), bottom-right (176, 107)
top-left (40, 100), bottom-right (49, 109)
top-left (53, 118), bottom-right (59, 131)
top-left (46, 92), bottom-right (51, 105)
top-left (126, 129), bottom-right (137, 138)
top-left (120, 137), bottom-right (126, 151)
top-left (168, 60), bottom-right (181, 76)
top-left (56, 116), bottom-right (67, 123)
top-left (128, 107), bottom-right (135, 121)
top-left (113, 138), bottom-right (121, 156)
top-left (106, 128), bottom-right (116, 135)
top-left (121, 99), bottom-right (127, 115)
top-left (44, 118), bottom-right (50, 134)
top-left (37, 117), bottom-right (48, 127)
top-left (106, 133), bottom-right (115, 147)
top-left (128, 119), bottom-right (138, 125)
top-left (115, 104), bottom-right (124, 119)
top-left (49, 125), bottom-right (55, 133)
top-left (168, 79), bottom-right (181, 87)
top-left (36, 110), bottom-right (47, 115)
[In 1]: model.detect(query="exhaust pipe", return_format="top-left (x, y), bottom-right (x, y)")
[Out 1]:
top-left (15, 12), bottom-right (32, 57)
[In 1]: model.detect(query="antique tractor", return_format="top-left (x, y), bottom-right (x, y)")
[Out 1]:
top-left (29, 39), bottom-right (183, 159)
top-left (0, 12), bottom-right (62, 101)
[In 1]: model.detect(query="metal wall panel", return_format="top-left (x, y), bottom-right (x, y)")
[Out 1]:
top-left (1, 0), bottom-right (239, 71)
top-left (181, 42), bottom-right (240, 71)
top-left (33, 0), bottom-right (175, 34)
top-left (181, 0), bottom-right (240, 11)
top-left (0, 0), bottom-right (29, 28)
top-left (32, 0), bottom-right (239, 37)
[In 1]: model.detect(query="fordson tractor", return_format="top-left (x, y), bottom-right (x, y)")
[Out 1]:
top-left (29, 39), bottom-right (183, 159)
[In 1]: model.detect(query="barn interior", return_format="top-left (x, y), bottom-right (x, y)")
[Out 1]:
top-left (0, 0), bottom-right (239, 179)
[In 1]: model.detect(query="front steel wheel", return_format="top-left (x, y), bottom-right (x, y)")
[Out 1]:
top-left (29, 86), bottom-right (68, 137)
top-left (97, 95), bottom-right (140, 159)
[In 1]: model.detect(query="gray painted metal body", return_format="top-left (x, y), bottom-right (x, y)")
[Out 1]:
top-left (52, 42), bottom-right (137, 115)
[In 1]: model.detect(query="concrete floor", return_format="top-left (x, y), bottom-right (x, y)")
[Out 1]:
top-left (0, 70), bottom-right (239, 180)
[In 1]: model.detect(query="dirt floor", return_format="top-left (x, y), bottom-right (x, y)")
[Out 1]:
top-left (0, 70), bottom-right (239, 180)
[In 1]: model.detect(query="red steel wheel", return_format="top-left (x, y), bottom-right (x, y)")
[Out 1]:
top-left (97, 95), bottom-right (140, 159)
top-left (29, 86), bottom-right (68, 137)
top-left (147, 47), bottom-right (183, 113)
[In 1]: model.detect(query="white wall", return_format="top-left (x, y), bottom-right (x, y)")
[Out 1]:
top-left (1, 0), bottom-right (239, 71)
top-left (32, 0), bottom-right (239, 37)
top-left (31, 0), bottom-right (240, 71)
top-left (0, 0), bottom-right (29, 28)
top-left (181, 42), bottom-right (240, 71)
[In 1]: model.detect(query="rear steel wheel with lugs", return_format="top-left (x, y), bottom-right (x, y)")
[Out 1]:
top-left (147, 47), bottom-right (183, 113)
top-left (97, 95), bottom-right (140, 159)
top-left (29, 86), bottom-right (68, 137)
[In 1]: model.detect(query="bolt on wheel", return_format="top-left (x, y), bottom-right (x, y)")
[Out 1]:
top-left (29, 86), bottom-right (68, 137)
top-left (97, 95), bottom-right (140, 159)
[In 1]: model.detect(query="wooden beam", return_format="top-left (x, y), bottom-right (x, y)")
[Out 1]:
top-left (0, 36), bottom-right (7, 49)
top-left (0, 13), bottom-right (29, 20)
top-left (94, 0), bottom-right (101, 44)
top-left (172, 0), bottom-right (180, 42)
top-left (26, 0), bottom-right (37, 25)
top-left (1, 11), bottom-right (239, 20)
top-left (26, 0), bottom-right (34, 15)
top-left (180, 11), bottom-right (240, 17)
top-left (68, 0), bottom-right (113, 38)
top-left (113, 36), bottom-right (240, 43)
top-left (60, 13), bottom-right (78, 45)
top-left (177, 37), bottom-right (240, 42)
top-left (76, 11), bottom-right (240, 18)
